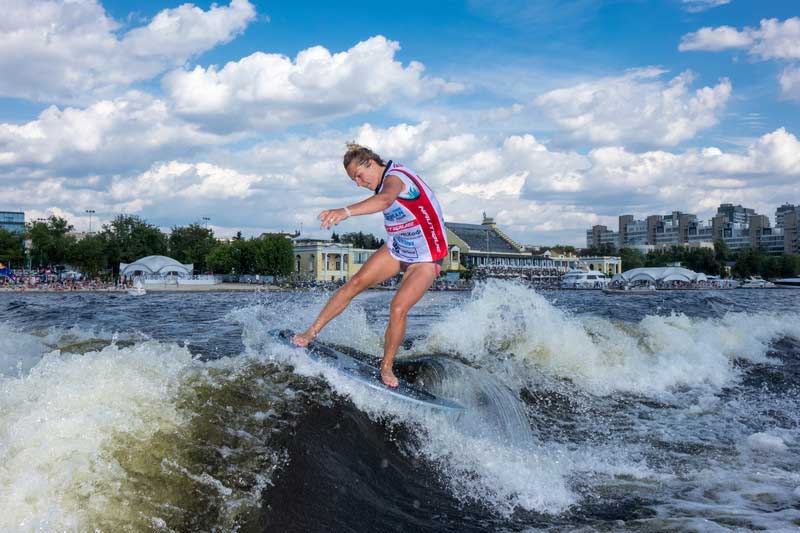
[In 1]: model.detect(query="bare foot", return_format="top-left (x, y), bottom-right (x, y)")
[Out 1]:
top-left (380, 366), bottom-right (399, 388)
top-left (291, 331), bottom-right (315, 347)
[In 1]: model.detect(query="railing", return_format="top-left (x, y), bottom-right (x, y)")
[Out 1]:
top-left (139, 275), bottom-right (220, 286)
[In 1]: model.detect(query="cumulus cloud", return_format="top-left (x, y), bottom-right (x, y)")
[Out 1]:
top-left (162, 36), bottom-right (463, 131)
top-left (779, 65), bottom-right (800, 100)
top-left (5, 116), bottom-right (800, 244)
top-left (0, 0), bottom-right (255, 103)
top-left (678, 26), bottom-right (752, 51)
top-left (679, 17), bottom-right (800, 60)
top-left (535, 68), bottom-right (731, 147)
top-left (681, 0), bottom-right (731, 13)
top-left (0, 92), bottom-right (236, 176)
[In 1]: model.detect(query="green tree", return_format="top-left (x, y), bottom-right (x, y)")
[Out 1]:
top-left (99, 215), bottom-right (167, 273)
top-left (66, 234), bottom-right (107, 277)
top-left (733, 248), bottom-right (762, 278)
top-left (206, 244), bottom-right (236, 274)
top-left (582, 242), bottom-right (617, 256)
top-left (713, 239), bottom-right (730, 262)
top-left (619, 247), bottom-right (645, 271)
top-left (26, 216), bottom-right (75, 267)
top-left (761, 255), bottom-right (782, 279)
top-left (231, 239), bottom-right (258, 274)
top-left (253, 234), bottom-right (294, 276)
top-left (0, 228), bottom-right (25, 267)
top-left (548, 245), bottom-right (577, 256)
top-left (779, 254), bottom-right (800, 277)
top-left (340, 231), bottom-right (384, 249)
top-left (169, 224), bottom-right (216, 273)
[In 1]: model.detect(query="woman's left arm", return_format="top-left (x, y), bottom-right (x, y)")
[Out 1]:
top-left (318, 175), bottom-right (404, 229)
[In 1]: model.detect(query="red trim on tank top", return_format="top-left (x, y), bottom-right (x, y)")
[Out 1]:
top-left (386, 167), bottom-right (447, 261)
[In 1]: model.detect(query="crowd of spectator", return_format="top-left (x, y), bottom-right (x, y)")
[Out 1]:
top-left (0, 269), bottom-right (120, 291)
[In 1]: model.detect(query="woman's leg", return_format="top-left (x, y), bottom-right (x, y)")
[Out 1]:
top-left (292, 245), bottom-right (400, 346)
top-left (381, 262), bottom-right (438, 387)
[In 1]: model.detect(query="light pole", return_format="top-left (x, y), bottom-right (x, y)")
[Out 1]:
top-left (202, 216), bottom-right (210, 229)
top-left (85, 209), bottom-right (95, 234)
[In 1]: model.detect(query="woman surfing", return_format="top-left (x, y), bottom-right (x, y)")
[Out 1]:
top-left (292, 144), bottom-right (448, 388)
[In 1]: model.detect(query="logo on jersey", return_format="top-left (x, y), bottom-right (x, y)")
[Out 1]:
top-left (392, 239), bottom-right (419, 259)
top-left (399, 183), bottom-right (420, 200)
top-left (384, 207), bottom-right (405, 221)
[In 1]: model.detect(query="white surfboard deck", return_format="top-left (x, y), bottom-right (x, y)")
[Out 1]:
top-left (273, 329), bottom-right (464, 412)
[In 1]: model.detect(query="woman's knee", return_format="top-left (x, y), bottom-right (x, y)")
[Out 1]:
top-left (344, 274), bottom-right (369, 296)
top-left (389, 300), bottom-right (411, 319)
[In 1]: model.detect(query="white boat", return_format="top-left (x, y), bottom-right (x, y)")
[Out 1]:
top-left (773, 277), bottom-right (800, 288)
top-left (128, 279), bottom-right (146, 296)
top-left (560, 269), bottom-right (609, 289)
top-left (740, 277), bottom-right (775, 288)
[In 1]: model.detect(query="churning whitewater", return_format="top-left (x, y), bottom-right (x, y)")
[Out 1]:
top-left (1, 282), bottom-right (799, 531)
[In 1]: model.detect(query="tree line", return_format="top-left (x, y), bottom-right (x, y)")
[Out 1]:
top-left (330, 231), bottom-right (385, 249)
top-left (0, 214), bottom-right (294, 278)
top-left (584, 241), bottom-right (800, 278)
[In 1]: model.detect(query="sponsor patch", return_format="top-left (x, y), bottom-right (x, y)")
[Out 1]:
top-left (384, 207), bottom-right (406, 221)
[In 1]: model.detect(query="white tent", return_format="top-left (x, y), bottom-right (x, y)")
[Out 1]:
top-left (120, 255), bottom-right (193, 277)
top-left (612, 267), bottom-right (707, 284)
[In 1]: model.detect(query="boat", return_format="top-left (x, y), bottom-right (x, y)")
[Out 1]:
top-left (560, 269), bottom-right (609, 289)
top-left (739, 277), bottom-right (776, 288)
top-left (773, 277), bottom-right (800, 288)
top-left (128, 279), bottom-right (146, 296)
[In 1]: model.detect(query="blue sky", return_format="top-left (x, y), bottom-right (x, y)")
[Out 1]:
top-left (2, 0), bottom-right (799, 245)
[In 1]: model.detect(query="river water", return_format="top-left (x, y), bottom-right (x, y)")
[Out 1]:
top-left (1, 281), bottom-right (799, 531)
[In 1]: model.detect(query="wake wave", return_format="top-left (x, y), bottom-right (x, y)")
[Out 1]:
top-left (0, 325), bottom-right (306, 531)
top-left (422, 280), bottom-right (800, 396)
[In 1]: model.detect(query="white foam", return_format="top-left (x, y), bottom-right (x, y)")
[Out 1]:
top-left (263, 339), bottom-right (576, 515)
top-left (0, 337), bottom-right (194, 529)
top-left (0, 323), bottom-right (49, 378)
top-left (423, 280), bottom-right (800, 396)
top-left (745, 432), bottom-right (788, 453)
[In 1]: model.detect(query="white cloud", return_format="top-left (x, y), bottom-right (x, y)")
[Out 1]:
top-left (681, 0), bottom-right (731, 13)
top-left (679, 17), bottom-right (800, 60)
top-left (0, 92), bottom-right (233, 173)
top-left (162, 36), bottom-right (463, 131)
top-left (0, 0), bottom-right (255, 103)
top-left (678, 26), bottom-right (752, 51)
top-left (535, 68), bottom-right (731, 147)
top-left (109, 161), bottom-right (281, 203)
top-left (779, 65), bottom-right (800, 100)
top-left (5, 118), bottom-right (800, 245)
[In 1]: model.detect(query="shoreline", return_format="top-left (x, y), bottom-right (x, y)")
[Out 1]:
top-left (0, 283), bottom-right (285, 293)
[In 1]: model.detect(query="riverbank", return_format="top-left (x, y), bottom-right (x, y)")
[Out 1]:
top-left (0, 283), bottom-right (284, 293)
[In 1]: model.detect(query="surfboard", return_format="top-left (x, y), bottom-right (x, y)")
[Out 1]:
top-left (272, 329), bottom-right (464, 412)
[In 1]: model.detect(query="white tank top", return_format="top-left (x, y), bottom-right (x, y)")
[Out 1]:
top-left (377, 161), bottom-right (448, 263)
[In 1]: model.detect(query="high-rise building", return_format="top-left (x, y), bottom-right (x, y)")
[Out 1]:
top-left (717, 203), bottom-right (755, 224)
top-left (0, 211), bottom-right (24, 234)
top-left (646, 215), bottom-right (661, 245)
top-left (776, 204), bottom-right (797, 228)
top-left (784, 207), bottom-right (799, 255)
top-left (618, 215), bottom-right (633, 247)
top-left (586, 225), bottom-right (618, 248)
top-left (587, 203), bottom-right (798, 255)
top-left (748, 215), bottom-right (770, 249)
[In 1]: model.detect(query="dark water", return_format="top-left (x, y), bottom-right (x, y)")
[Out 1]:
top-left (1, 282), bottom-right (799, 531)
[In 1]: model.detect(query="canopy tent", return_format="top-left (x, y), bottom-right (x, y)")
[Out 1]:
top-left (120, 255), bottom-right (193, 277)
top-left (612, 267), bottom-right (707, 284)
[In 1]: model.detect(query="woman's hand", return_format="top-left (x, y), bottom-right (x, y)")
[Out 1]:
top-left (318, 208), bottom-right (350, 229)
